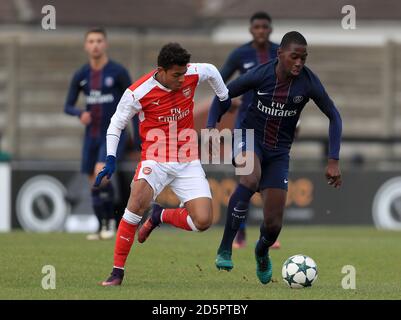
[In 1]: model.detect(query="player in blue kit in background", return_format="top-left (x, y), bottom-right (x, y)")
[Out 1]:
top-left (219, 11), bottom-right (280, 249)
top-left (64, 28), bottom-right (140, 240)
top-left (207, 31), bottom-right (342, 284)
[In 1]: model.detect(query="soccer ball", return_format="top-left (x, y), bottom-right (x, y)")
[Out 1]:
top-left (282, 254), bottom-right (318, 288)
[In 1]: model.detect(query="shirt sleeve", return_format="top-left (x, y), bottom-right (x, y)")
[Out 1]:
top-left (220, 50), bottom-right (239, 82)
top-left (107, 88), bottom-right (142, 156)
top-left (227, 64), bottom-right (265, 98)
top-left (206, 65), bottom-right (264, 128)
top-left (309, 73), bottom-right (342, 160)
top-left (64, 71), bottom-right (82, 117)
top-left (190, 63), bottom-right (229, 101)
top-left (117, 67), bottom-right (132, 93)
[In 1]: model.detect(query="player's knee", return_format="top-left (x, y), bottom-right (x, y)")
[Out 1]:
top-left (239, 175), bottom-right (259, 191)
top-left (194, 221), bottom-right (211, 232)
top-left (127, 193), bottom-right (151, 215)
top-left (192, 212), bottom-right (212, 232)
top-left (129, 203), bottom-right (149, 215)
top-left (263, 218), bottom-right (282, 236)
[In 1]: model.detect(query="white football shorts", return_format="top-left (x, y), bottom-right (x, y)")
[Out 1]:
top-left (133, 159), bottom-right (212, 203)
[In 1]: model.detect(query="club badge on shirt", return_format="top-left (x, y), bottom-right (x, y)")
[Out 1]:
top-left (293, 96), bottom-right (304, 103)
top-left (105, 76), bottom-right (114, 87)
top-left (182, 87), bottom-right (191, 98)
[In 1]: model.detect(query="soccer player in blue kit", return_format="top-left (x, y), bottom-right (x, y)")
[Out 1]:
top-left (64, 28), bottom-right (140, 240)
top-left (220, 11), bottom-right (280, 249)
top-left (207, 31), bottom-right (342, 284)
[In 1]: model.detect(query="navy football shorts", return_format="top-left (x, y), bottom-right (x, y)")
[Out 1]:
top-left (232, 129), bottom-right (290, 191)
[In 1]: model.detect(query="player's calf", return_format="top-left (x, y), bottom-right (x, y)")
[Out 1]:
top-left (153, 206), bottom-right (199, 232)
top-left (255, 222), bottom-right (281, 257)
top-left (137, 203), bottom-right (163, 243)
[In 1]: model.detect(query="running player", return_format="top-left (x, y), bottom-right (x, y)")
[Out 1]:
top-left (207, 31), bottom-right (342, 284)
top-left (64, 28), bottom-right (140, 240)
top-left (95, 43), bottom-right (229, 286)
top-left (219, 11), bottom-right (280, 249)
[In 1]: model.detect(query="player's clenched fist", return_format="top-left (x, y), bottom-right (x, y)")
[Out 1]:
top-left (79, 111), bottom-right (92, 125)
top-left (325, 159), bottom-right (342, 189)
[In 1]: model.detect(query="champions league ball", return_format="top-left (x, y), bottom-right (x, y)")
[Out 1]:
top-left (282, 254), bottom-right (318, 288)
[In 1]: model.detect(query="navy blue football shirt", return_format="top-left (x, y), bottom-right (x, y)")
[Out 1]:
top-left (220, 41), bottom-right (279, 128)
top-left (208, 58), bottom-right (342, 159)
top-left (65, 60), bottom-right (132, 140)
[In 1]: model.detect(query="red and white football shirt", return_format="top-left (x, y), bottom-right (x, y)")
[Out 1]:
top-left (106, 63), bottom-right (228, 162)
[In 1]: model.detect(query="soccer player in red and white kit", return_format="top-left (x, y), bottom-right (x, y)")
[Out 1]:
top-left (94, 43), bottom-right (229, 286)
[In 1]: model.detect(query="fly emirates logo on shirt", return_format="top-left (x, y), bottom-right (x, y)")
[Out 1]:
top-left (158, 107), bottom-right (190, 122)
top-left (256, 99), bottom-right (297, 117)
top-left (87, 90), bottom-right (114, 104)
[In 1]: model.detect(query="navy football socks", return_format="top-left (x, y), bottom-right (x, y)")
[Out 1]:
top-left (255, 223), bottom-right (281, 257)
top-left (101, 183), bottom-right (115, 230)
top-left (92, 183), bottom-right (115, 232)
top-left (91, 188), bottom-right (105, 232)
top-left (218, 184), bottom-right (255, 252)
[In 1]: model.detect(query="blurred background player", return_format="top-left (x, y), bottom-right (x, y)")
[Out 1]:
top-left (64, 27), bottom-right (140, 240)
top-left (208, 31), bottom-right (342, 284)
top-left (218, 11), bottom-right (280, 249)
top-left (95, 43), bottom-right (229, 286)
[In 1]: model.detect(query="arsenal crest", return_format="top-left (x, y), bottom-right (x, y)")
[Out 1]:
top-left (182, 87), bottom-right (191, 98)
top-left (143, 167), bottom-right (152, 175)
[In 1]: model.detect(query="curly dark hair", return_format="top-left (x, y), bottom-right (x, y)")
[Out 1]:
top-left (157, 43), bottom-right (191, 70)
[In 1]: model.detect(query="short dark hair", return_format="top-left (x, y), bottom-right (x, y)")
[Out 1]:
top-left (157, 43), bottom-right (191, 70)
top-left (250, 11), bottom-right (272, 24)
top-left (85, 27), bottom-right (107, 39)
top-left (280, 31), bottom-right (307, 48)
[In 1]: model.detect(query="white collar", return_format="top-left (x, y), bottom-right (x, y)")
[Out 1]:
top-left (152, 72), bottom-right (172, 92)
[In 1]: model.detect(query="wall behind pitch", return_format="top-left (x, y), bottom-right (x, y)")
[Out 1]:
top-left (0, 161), bottom-right (11, 231)
top-left (11, 162), bottom-right (133, 232)
top-left (157, 167), bottom-right (401, 228)
top-left (9, 161), bottom-right (401, 231)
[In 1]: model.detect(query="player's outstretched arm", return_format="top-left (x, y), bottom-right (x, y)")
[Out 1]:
top-left (205, 63), bottom-right (264, 128)
top-left (206, 95), bottom-right (232, 128)
top-left (94, 88), bottom-right (141, 188)
top-left (309, 72), bottom-right (343, 188)
top-left (320, 104), bottom-right (342, 188)
top-left (324, 106), bottom-right (342, 189)
top-left (193, 63), bottom-right (229, 101)
top-left (106, 87), bottom-right (142, 152)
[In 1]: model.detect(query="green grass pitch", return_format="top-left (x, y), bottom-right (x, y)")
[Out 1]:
top-left (1, 226), bottom-right (401, 300)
